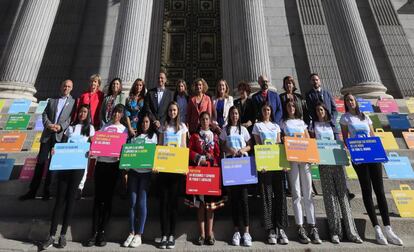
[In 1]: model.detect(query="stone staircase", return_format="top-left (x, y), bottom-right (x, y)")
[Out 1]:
top-left (1, 98), bottom-right (414, 251)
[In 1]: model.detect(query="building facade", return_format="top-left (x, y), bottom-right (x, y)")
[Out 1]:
top-left (0, 0), bottom-right (413, 101)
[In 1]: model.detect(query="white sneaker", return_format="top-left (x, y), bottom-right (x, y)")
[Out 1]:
top-left (267, 229), bottom-right (277, 244)
top-left (243, 232), bottom-right (252, 247)
top-left (383, 226), bottom-right (403, 246)
top-left (331, 235), bottom-right (340, 244)
top-left (130, 234), bottom-right (142, 248)
top-left (232, 231), bottom-right (241, 246)
top-left (278, 229), bottom-right (289, 245)
top-left (374, 225), bottom-right (388, 245)
top-left (123, 233), bottom-right (134, 247)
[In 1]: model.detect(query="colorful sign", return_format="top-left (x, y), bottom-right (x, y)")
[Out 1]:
top-left (405, 98), bottom-right (414, 113)
top-left (90, 131), bottom-right (128, 157)
top-left (221, 156), bottom-right (257, 186)
top-left (19, 158), bottom-right (47, 180)
top-left (5, 114), bottom-right (30, 130)
top-left (335, 98), bottom-right (345, 113)
top-left (186, 166), bottom-right (221, 196)
top-left (284, 136), bottom-right (319, 163)
top-left (35, 100), bottom-right (48, 114)
top-left (31, 132), bottom-right (42, 152)
top-left (119, 143), bottom-right (156, 169)
top-left (317, 139), bottom-right (349, 165)
top-left (254, 144), bottom-right (290, 171)
top-left (391, 184), bottom-right (414, 218)
top-left (311, 164), bottom-right (320, 179)
top-left (357, 98), bottom-right (374, 113)
top-left (153, 146), bottom-right (189, 174)
top-left (374, 129), bottom-right (399, 150)
top-left (403, 128), bottom-right (414, 149)
top-left (346, 136), bottom-right (388, 163)
top-left (0, 99), bottom-right (5, 113)
top-left (345, 164), bottom-right (358, 179)
top-left (377, 99), bottom-right (399, 113)
top-left (387, 114), bottom-right (411, 130)
top-left (50, 143), bottom-right (90, 170)
top-left (0, 132), bottom-right (27, 152)
top-left (0, 157), bottom-right (15, 181)
top-left (34, 115), bottom-right (44, 131)
top-left (7, 99), bottom-right (31, 114)
top-left (384, 153), bottom-right (414, 179)
top-left (369, 114), bottom-right (382, 130)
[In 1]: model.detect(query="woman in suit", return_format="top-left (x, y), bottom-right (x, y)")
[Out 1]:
top-left (186, 78), bottom-right (213, 134)
top-left (279, 76), bottom-right (309, 124)
top-left (233, 81), bottom-right (255, 133)
top-left (212, 79), bottom-right (233, 129)
top-left (100, 78), bottom-right (126, 127)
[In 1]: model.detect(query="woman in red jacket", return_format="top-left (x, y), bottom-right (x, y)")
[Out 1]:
top-left (186, 112), bottom-right (224, 245)
top-left (76, 74), bottom-right (104, 128)
top-left (186, 78), bottom-right (213, 134)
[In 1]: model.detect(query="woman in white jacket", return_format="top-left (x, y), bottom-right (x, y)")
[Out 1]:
top-left (212, 79), bottom-right (233, 129)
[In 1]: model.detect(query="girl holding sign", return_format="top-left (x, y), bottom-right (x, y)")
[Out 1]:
top-left (340, 93), bottom-right (403, 246)
top-left (186, 112), bottom-right (223, 245)
top-left (219, 106), bottom-right (252, 247)
top-left (252, 104), bottom-right (289, 245)
top-left (280, 101), bottom-right (322, 245)
top-left (157, 101), bottom-right (188, 249)
top-left (40, 104), bottom-right (95, 250)
top-left (310, 102), bottom-right (362, 244)
top-left (123, 113), bottom-right (157, 248)
top-left (85, 104), bottom-right (128, 247)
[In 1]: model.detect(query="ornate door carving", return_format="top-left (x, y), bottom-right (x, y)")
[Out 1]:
top-left (161, 0), bottom-right (222, 92)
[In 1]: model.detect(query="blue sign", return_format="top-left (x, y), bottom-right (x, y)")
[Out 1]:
top-left (35, 100), bottom-right (48, 114)
top-left (50, 143), bottom-right (90, 170)
top-left (317, 140), bottom-right (349, 166)
top-left (0, 158), bottom-right (15, 181)
top-left (384, 153), bottom-right (414, 179)
top-left (387, 114), bottom-right (411, 130)
top-left (34, 115), bottom-right (44, 131)
top-left (221, 156), bottom-right (257, 186)
top-left (8, 99), bottom-right (31, 114)
top-left (346, 136), bottom-right (388, 163)
top-left (357, 98), bottom-right (374, 113)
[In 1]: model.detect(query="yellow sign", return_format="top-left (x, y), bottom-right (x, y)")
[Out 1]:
top-left (0, 99), bottom-right (5, 112)
top-left (345, 164), bottom-right (358, 179)
top-left (374, 129), bottom-right (399, 150)
top-left (154, 146), bottom-right (189, 174)
top-left (406, 98), bottom-right (414, 113)
top-left (31, 132), bottom-right (42, 152)
top-left (254, 144), bottom-right (290, 171)
top-left (391, 184), bottom-right (414, 218)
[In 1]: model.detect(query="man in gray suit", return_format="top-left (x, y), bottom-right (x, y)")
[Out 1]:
top-left (20, 80), bottom-right (76, 201)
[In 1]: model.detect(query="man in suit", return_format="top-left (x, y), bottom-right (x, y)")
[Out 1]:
top-left (144, 71), bottom-right (174, 129)
top-left (20, 80), bottom-right (76, 201)
top-left (305, 73), bottom-right (337, 125)
top-left (251, 74), bottom-right (283, 124)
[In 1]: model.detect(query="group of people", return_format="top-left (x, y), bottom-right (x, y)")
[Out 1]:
top-left (18, 71), bottom-right (403, 250)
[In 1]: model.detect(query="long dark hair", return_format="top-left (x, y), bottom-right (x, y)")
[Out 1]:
top-left (166, 101), bottom-right (181, 132)
top-left (344, 93), bottom-right (365, 120)
top-left (73, 104), bottom-right (92, 137)
top-left (314, 102), bottom-right (331, 122)
top-left (282, 101), bottom-right (302, 120)
top-left (226, 106), bottom-right (241, 136)
top-left (107, 77), bottom-right (123, 96)
top-left (137, 112), bottom-right (156, 139)
top-left (258, 103), bottom-right (274, 122)
top-left (129, 78), bottom-right (146, 98)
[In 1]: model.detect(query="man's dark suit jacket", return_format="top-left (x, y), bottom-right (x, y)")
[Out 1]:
top-left (144, 87), bottom-right (174, 125)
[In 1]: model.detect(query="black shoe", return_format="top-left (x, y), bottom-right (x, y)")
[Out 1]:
top-left (40, 236), bottom-right (55, 250)
top-left (167, 235), bottom-right (175, 249)
top-left (57, 235), bottom-right (67, 248)
top-left (19, 191), bottom-right (35, 201)
top-left (298, 226), bottom-right (310, 244)
top-left (75, 189), bottom-right (82, 200)
top-left (83, 233), bottom-right (97, 247)
top-left (197, 236), bottom-right (205, 246)
top-left (347, 189), bottom-right (355, 200)
top-left (206, 236), bottom-right (215, 245)
top-left (309, 227), bottom-right (322, 244)
top-left (159, 236), bottom-right (168, 249)
top-left (95, 232), bottom-right (106, 247)
top-left (42, 192), bottom-right (51, 201)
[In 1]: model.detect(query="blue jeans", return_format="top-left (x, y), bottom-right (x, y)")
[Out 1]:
top-left (128, 171), bottom-right (151, 234)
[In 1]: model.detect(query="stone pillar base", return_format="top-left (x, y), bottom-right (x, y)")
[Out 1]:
top-left (341, 82), bottom-right (392, 99)
top-left (0, 81), bottom-right (37, 102)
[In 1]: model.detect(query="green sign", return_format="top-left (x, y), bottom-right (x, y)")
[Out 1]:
top-left (369, 114), bottom-right (382, 130)
top-left (311, 164), bottom-right (320, 179)
top-left (254, 144), bottom-right (290, 171)
top-left (5, 114), bottom-right (30, 130)
top-left (119, 143), bottom-right (156, 169)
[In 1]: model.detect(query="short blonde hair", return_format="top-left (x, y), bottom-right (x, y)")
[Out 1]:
top-left (89, 74), bottom-right (101, 86)
top-left (192, 78), bottom-right (209, 94)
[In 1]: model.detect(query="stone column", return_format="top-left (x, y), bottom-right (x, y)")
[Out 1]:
top-left (108, 0), bottom-right (153, 91)
top-left (220, 0), bottom-right (273, 91)
top-left (322, 0), bottom-right (391, 98)
top-left (0, 0), bottom-right (61, 102)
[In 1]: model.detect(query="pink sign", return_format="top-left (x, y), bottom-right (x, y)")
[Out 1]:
top-left (19, 158), bottom-right (47, 180)
top-left (377, 99), bottom-right (399, 113)
top-left (90, 131), bottom-right (127, 157)
top-left (335, 98), bottom-right (345, 113)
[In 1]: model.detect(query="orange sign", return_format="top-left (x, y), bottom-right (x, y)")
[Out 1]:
top-left (0, 132), bottom-right (27, 152)
top-left (284, 136), bottom-right (320, 163)
top-left (403, 128), bottom-right (414, 149)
